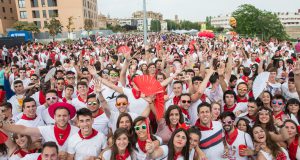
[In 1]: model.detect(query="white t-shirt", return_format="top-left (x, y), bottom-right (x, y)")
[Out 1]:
top-left (260, 147), bottom-right (290, 160)
top-left (67, 131), bottom-right (107, 160)
top-left (123, 88), bottom-right (148, 116)
top-left (20, 153), bottom-right (40, 160)
top-left (93, 112), bottom-right (110, 135)
top-left (133, 135), bottom-right (162, 160)
top-left (71, 98), bottom-right (87, 110)
top-left (102, 149), bottom-right (132, 160)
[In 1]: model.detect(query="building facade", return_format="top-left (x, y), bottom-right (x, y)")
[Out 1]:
top-left (0, 0), bottom-right (18, 35)
top-left (132, 11), bottom-right (163, 21)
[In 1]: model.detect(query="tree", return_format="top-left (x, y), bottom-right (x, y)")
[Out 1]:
top-left (165, 20), bottom-right (179, 31)
top-left (232, 4), bottom-right (288, 40)
top-left (84, 19), bottom-right (94, 34)
top-left (44, 16), bottom-right (63, 41)
top-left (13, 21), bottom-right (40, 33)
top-left (66, 16), bottom-right (75, 39)
top-left (205, 16), bottom-right (215, 30)
top-left (150, 20), bottom-right (161, 32)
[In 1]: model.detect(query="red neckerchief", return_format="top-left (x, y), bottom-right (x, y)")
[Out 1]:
top-left (137, 139), bottom-right (147, 153)
top-left (241, 76), bottom-right (249, 83)
top-left (54, 124), bottom-right (71, 146)
top-left (62, 97), bottom-right (72, 103)
top-left (78, 95), bottom-right (86, 103)
top-left (14, 149), bottom-right (36, 157)
top-left (247, 114), bottom-right (256, 122)
top-left (288, 136), bottom-right (299, 160)
top-left (225, 128), bottom-right (238, 145)
top-left (237, 96), bottom-right (248, 103)
top-left (88, 88), bottom-right (94, 94)
top-left (92, 108), bottom-right (104, 118)
top-left (248, 90), bottom-right (254, 98)
top-left (37, 154), bottom-right (42, 160)
top-left (173, 96), bottom-right (180, 105)
top-left (224, 104), bottom-right (237, 112)
top-left (116, 149), bottom-right (130, 160)
top-left (276, 151), bottom-right (287, 160)
top-left (79, 129), bottom-right (98, 140)
top-left (195, 119), bottom-right (213, 131)
top-left (168, 124), bottom-right (179, 132)
top-left (274, 111), bottom-right (284, 121)
top-left (174, 151), bottom-right (182, 160)
top-left (132, 88), bottom-right (141, 99)
top-left (21, 114), bottom-right (37, 120)
top-left (39, 90), bottom-right (46, 105)
top-left (56, 90), bottom-right (63, 99)
top-left (200, 94), bottom-right (206, 102)
top-left (180, 107), bottom-right (190, 119)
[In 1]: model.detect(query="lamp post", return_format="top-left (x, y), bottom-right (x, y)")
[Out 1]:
top-left (143, 0), bottom-right (147, 45)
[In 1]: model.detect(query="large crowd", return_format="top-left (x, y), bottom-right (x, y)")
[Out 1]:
top-left (0, 33), bottom-right (300, 160)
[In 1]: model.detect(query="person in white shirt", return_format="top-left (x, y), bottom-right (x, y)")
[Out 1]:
top-left (22, 141), bottom-right (59, 160)
top-left (72, 81), bottom-right (89, 110)
top-left (38, 90), bottom-right (60, 125)
top-left (67, 108), bottom-right (107, 160)
top-left (8, 80), bottom-right (26, 118)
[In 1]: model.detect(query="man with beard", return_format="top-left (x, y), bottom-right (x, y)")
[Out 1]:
top-left (220, 111), bottom-right (254, 160)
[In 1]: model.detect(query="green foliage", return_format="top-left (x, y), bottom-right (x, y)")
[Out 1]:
top-left (66, 16), bottom-right (75, 33)
top-left (165, 19), bottom-right (179, 30)
top-left (150, 20), bottom-right (161, 32)
top-left (107, 24), bottom-right (124, 32)
top-left (205, 16), bottom-right (215, 30)
top-left (13, 21), bottom-right (40, 33)
top-left (44, 16), bottom-right (63, 41)
top-left (84, 19), bottom-right (94, 32)
top-left (179, 20), bottom-right (199, 30)
top-left (232, 4), bottom-right (288, 40)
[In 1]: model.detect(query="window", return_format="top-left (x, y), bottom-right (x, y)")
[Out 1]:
top-left (18, 0), bottom-right (25, 8)
top-left (2, 7), bottom-right (5, 13)
top-left (47, 0), bottom-right (57, 7)
top-left (41, 0), bottom-right (46, 6)
top-left (43, 10), bottom-right (47, 18)
top-left (48, 10), bottom-right (58, 17)
top-left (10, 8), bottom-right (13, 13)
top-left (31, 0), bottom-right (38, 7)
top-left (32, 10), bottom-right (40, 18)
top-left (20, 11), bottom-right (27, 19)
top-left (34, 21), bottom-right (41, 28)
top-left (0, 0), bottom-right (3, 3)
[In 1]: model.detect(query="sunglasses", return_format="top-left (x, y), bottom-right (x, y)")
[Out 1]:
top-left (134, 124), bottom-right (147, 131)
top-left (110, 73), bottom-right (119, 77)
top-left (87, 101), bottom-right (97, 105)
top-left (222, 120), bottom-right (234, 125)
top-left (181, 100), bottom-right (191, 104)
top-left (272, 100), bottom-right (283, 105)
top-left (238, 88), bottom-right (247, 92)
top-left (116, 102), bottom-right (128, 107)
top-left (46, 96), bottom-right (57, 101)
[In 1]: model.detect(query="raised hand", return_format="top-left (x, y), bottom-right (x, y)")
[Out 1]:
top-left (293, 61), bottom-right (300, 75)
top-left (87, 65), bottom-right (97, 76)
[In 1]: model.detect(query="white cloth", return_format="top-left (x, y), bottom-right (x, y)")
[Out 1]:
top-left (20, 153), bottom-right (40, 160)
top-left (93, 112), bottom-right (109, 135)
top-left (123, 88), bottom-right (148, 116)
top-left (259, 147), bottom-right (290, 160)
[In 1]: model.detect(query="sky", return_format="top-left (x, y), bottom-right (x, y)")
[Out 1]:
top-left (98, 0), bottom-right (300, 22)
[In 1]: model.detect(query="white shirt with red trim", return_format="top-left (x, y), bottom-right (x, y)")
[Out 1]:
top-left (38, 125), bottom-right (79, 152)
top-left (37, 105), bottom-right (55, 125)
top-left (71, 98), bottom-right (87, 110)
top-left (67, 131), bottom-right (107, 160)
top-left (101, 82), bottom-right (122, 112)
top-left (102, 149), bottom-right (132, 160)
top-left (16, 115), bottom-right (45, 127)
top-left (188, 99), bottom-right (202, 125)
top-left (93, 113), bottom-right (110, 136)
top-left (20, 153), bottom-right (40, 160)
top-left (123, 88), bottom-right (148, 116)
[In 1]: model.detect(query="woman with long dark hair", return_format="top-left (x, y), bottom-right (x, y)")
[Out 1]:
top-left (251, 125), bottom-right (289, 160)
top-left (131, 116), bottom-right (161, 159)
top-left (101, 128), bottom-right (135, 160)
top-left (146, 128), bottom-right (190, 160)
top-left (285, 98), bottom-right (300, 125)
top-left (116, 113), bottom-right (134, 136)
top-left (260, 91), bottom-right (273, 109)
top-left (284, 120), bottom-right (300, 160)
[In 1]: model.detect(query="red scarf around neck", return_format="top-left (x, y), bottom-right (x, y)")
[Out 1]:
top-left (274, 111), bottom-right (284, 121)
top-left (78, 95), bottom-right (86, 103)
top-left (225, 128), bottom-right (238, 145)
top-left (37, 154), bottom-right (42, 160)
top-left (288, 136), bottom-right (299, 160)
top-left (132, 88), bottom-right (141, 99)
top-left (62, 97), bottom-right (72, 103)
top-left (168, 124), bottom-right (179, 132)
top-left (116, 149), bottom-right (130, 160)
top-left (174, 151), bottom-right (182, 160)
top-left (56, 90), bottom-right (63, 99)
top-left (247, 114), bottom-right (256, 122)
top-left (92, 108), bottom-right (104, 118)
top-left (173, 96), bottom-right (180, 105)
top-left (79, 129), bottom-right (98, 140)
top-left (180, 107), bottom-right (190, 119)
top-left (237, 96), bottom-right (248, 103)
top-left (195, 119), bottom-right (213, 131)
top-left (224, 104), bottom-right (237, 112)
top-left (14, 149), bottom-right (36, 157)
top-left (21, 114), bottom-right (37, 120)
top-left (54, 123), bottom-right (71, 146)
top-left (137, 139), bottom-right (147, 153)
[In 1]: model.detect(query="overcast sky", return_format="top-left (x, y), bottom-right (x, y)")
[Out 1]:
top-left (98, 0), bottom-right (300, 22)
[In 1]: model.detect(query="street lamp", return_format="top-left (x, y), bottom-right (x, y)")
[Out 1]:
top-left (143, 0), bottom-right (147, 45)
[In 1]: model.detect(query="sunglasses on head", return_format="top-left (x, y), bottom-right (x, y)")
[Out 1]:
top-left (134, 124), bottom-right (147, 131)
top-left (87, 101), bottom-right (97, 105)
top-left (116, 102), bottom-right (128, 107)
top-left (272, 100), bottom-right (283, 105)
top-left (181, 100), bottom-right (191, 104)
top-left (46, 96), bottom-right (57, 101)
top-left (222, 120), bottom-right (234, 125)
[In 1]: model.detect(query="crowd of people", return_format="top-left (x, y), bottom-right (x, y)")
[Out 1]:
top-left (0, 33), bottom-right (300, 160)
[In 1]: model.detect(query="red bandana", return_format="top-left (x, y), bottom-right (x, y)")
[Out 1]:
top-left (56, 90), bottom-right (63, 99)
top-left (54, 124), bottom-right (71, 146)
top-left (137, 139), bottom-right (147, 153)
top-left (195, 119), bottom-right (213, 131)
top-left (174, 151), bottom-right (182, 160)
top-left (39, 90), bottom-right (46, 105)
top-left (132, 88), bottom-right (141, 99)
top-left (237, 96), bottom-right (248, 103)
top-left (180, 107), bottom-right (190, 119)
top-left (224, 104), bottom-right (237, 112)
top-left (37, 154), bottom-right (42, 160)
top-left (62, 97), bottom-right (72, 103)
top-left (274, 111), bottom-right (284, 121)
top-left (92, 108), bottom-right (104, 118)
top-left (14, 149), bottom-right (36, 158)
top-left (21, 114), bottom-right (37, 120)
top-left (78, 95), bottom-right (86, 103)
top-left (79, 129), bottom-right (98, 140)
top-left (247, 114), bottom-right (256, 122)
top-left (276, 151), bottom-right (287, 160)
top-left (116, 149), bottom-right (130, 160)
top-left (173, 96), bottom-right (180, 105)
top-left (200, 94), bottom-right (206, 103)
top-left (225, 128), bottom-right (238, 145)
top-left (288, 136), bottom-right (299, 160)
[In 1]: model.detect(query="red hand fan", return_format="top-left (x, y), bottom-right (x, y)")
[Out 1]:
top-left (154, 92), bottom-right (165, 121)
top-left (118, 46), bottom-right (131, 55)
top-left (132, 75), bottom-right (164, 96)
top-left (0, 131), bottom-right (8, 144)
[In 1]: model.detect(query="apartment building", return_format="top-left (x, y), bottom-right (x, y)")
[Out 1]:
top-left (0, 0), bottom-right (18, 35)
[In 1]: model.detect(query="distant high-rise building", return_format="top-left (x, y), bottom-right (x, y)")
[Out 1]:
top-left (175, 15), bottom-right (179, 24)
top-left (0, 0), bottom-right (18, 35)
